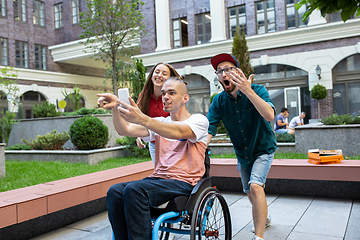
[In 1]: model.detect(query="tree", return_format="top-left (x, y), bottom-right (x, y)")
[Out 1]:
top-left (311, 83), bottom-right (327, 119)
top-left (296, 0), bottom-right (360, 22)
top-left (0, 67), bottom-right (19, 106)
top-left (231, 26), bottom-right (254, 81)
top-left (79, 0), bottom-right (145, 94)
top-left (105, 58), bottom-right (146, 102)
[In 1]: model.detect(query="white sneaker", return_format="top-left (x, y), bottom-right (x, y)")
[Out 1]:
top-left (251, 215), bottom-right (271, 233)
top-left (252, 235), bottom-right (264, 240)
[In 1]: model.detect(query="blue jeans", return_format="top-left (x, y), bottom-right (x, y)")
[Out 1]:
top-left (237, 152), bottom-right (274, 193)
top-left (106, 177), bottom-right (193, 240)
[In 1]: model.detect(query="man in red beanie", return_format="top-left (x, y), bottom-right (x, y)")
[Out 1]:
top-left (207, 53), bottom-right (277, 240)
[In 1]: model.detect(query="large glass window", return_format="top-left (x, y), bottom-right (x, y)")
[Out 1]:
top-left (286, 0), bottom-right (308, 29)
top-left (15, 41), bottom-right (28, 68)
top-left (33, 0), bottom-right (45, 26)
top-left (185, 74), bottom-right (210, 116)
top-left (253, 64), bottom-right (307, 81)
top-left (19, 91), bottom-right (47, 118)
top-left (196, 12), bottom-right (211, 45)
top-left (256, 0), bottom-right (275, 34)
top-left (0, 37), bottom-right (8, 66)
top-left (229, 5), bottom-right (246, 37)
top-left (72, 0), bottom-right (80, 24)
top-left (54, 3), bottom-right (63, 29)
top-left (35, 44), bottom-right (46, 70)
top-left (14, 0), bottom-right (27, 22)
top-left (173, 18), bottom-right (188, 48)
top-left (333, 54), bottom-right (360, 115)
top-left (1, 0), bottom-right (6, 17)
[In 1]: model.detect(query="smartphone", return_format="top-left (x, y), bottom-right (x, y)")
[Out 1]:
top-left (118, 88), bottom-right (130, 108)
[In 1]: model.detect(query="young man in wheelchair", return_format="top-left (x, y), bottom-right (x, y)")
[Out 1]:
top-left (97, 77), bottom-right (209, 240)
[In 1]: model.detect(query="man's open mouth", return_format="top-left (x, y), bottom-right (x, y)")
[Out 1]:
top-left (224, 80), bottom-right (230, 86)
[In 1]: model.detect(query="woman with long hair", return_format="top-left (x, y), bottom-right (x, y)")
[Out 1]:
top-left (136, 63), bottom-right (180, 162)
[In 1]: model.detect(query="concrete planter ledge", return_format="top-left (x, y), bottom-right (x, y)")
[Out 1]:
top-left (5, 146), bottom-right (129, 165)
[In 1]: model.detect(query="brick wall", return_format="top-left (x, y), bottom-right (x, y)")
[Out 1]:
top-left (140, 0), bottom-right (156, 54)
top-left (311, 89), bottom-right (334, 119)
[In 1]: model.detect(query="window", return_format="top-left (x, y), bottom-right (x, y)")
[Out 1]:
top-left (72, 0), bottom-right (80, 24)
top-left (196, 13), bottom-right (211, 45)
top-left (229, 5), bottom-right (247, 37)
top-left (0, 38), bottom-right (8, 65)
top-left (33, 0), bottom-right (45, 26)
top-left (1, 0), bottom-right (6, 17)
top-left (173, 18), bottom-right (188, 48)
top-left (256, 0), bottom-right (275, 34)
top-left (15, 41), bottom-right (28, 68)
top-left (54, 3), bottom-right (63, 29)
top-left (19, 91), bottom-right (47, 118)
top-left (35, 44), bottom-right (46, 70)
top-left (14, 0), bottom-right (27, 22)
top-left (286, 0), bottom-right (308, 29)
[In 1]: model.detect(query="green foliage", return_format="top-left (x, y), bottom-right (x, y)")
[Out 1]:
top-left (296, 0), bottom-right (360, 22)
top-left (0, 110), bottom-right (18, 144)
top-left (69, 116), bottom-right (109, 150)
top-left (320, 114), bottom-right (360, 125)
top-left (105, 58), bottom-right (146, 102)
top-left (231, 26), bottom-right (254, 80)
top-left (0, 67), bottom-right (19, 105)
top-left (62, 84), bottom-right (82, 111)
top-left (275, 132), bottom-right (295, 142)
top-left (22, 130), bottom-right (70, 150)
top-left (62, 107), bottom-right (110, 116)
top-left (32, 101), bottom-right (61, 118)
top-left (310, 84), bottom-right (327, 100)
top-left (116, 136), bottom-right (150, 158)
top-left (79, 0), bottom-right (145, 93)
top-left (5, 144), bottom-right (32, 150)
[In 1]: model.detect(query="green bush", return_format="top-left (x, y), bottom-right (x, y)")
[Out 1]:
top-left (69, 116), bottom-right (109, 150)
top-left (22, 130), bottom-right (70, 150)
top-left (62, 107), bottom-right (110, 116)
top-left (33, 101), bottom-right (61, 118)
top-left (0, 110), bottom-right (18, 144)
top-left (275, 132), bottom-right (295, 142)
top-left (321, 114), bottom-right (360, 125)
top-left (5, 144), bottom-right (32, 150)
top-left (310, 84), bottom-right (327, 100)
top-left (210, 93), bottom-right (228, 134)
top-left (116, 136), bottom-right (150, 158)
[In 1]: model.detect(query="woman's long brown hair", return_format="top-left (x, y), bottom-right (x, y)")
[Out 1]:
top-left (137, 63), bottom-right (180, 116)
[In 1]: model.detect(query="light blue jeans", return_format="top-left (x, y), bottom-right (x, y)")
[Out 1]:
top-left (237, 152), bottom-right (275, 193)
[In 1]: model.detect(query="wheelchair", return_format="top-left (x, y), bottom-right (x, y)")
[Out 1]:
top-left (112, 149), bottom-right (232, 239)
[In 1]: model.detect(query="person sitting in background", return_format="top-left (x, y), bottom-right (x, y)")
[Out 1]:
top-left (275, 107), bottom-right (294, 134)
top-left (289, 112), bottom-right (306, 129)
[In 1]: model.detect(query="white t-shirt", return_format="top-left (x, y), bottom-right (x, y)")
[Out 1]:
top-left (143, 114), bottom-right (209, 186)
top-left (289, 116), bottom-right (304, 128)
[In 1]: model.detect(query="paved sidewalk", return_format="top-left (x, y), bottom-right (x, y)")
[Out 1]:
top-left (30, 193), bottom-right (360, 240)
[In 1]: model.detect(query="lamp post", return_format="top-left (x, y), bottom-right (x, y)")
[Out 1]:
top-left (316, 65), bottom-right (321, 80)
top-left (214, 77), bottom-right (219, 89)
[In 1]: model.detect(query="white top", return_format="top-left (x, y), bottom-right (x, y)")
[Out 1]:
top-left (289, 116), bottom-right (304, 128)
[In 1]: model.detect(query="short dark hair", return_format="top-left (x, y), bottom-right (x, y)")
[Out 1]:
top-left (281, 107), bottom-right (288, 113)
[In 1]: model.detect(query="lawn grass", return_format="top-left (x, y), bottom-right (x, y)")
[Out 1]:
top-left (1, 152), bottom-right (359, 193)
top-left (0, 157), bottom-right (150, 193)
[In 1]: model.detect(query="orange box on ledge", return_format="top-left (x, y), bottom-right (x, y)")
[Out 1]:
top-left (308, 149), bottom-right (344, 165)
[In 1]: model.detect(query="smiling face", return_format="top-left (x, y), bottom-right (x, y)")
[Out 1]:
top-left (161, 80), bottom-right (188, 113)
top-left (217, 61), bottom-right (238, 94)
top-left (152, 64), bottom-right (171, 88)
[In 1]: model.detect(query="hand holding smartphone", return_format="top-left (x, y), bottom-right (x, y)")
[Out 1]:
top-left (118, 88), bottom-right (130, 108)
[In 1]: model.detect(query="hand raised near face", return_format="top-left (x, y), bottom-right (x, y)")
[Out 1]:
top-left (228, 68), bottom-right (254, 95)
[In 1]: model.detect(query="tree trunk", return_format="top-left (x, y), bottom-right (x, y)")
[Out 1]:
top-left (112, 55), bottom-right (118, 94)
top-left (318, 100), bottom-right (321, 119)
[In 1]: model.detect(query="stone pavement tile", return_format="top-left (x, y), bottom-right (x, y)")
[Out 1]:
top-left (268, 195), bottom-right (314, 226)
top-left (66, 211), bottom-right (110, 233)
top-left (29, 227), bottom-right (91, 240)
top-left (78, 225), bottom-right (112, 240)
top-left (221, 191), bottom-right (247, 206)
top-left (233, 224), bottom-right (294, 240)
top-left (345, 200), bottom-right (360, 240)
top-left (293, 197), bottom-right (352, 238)
top-left (287, 232), bottom-right (343, 240)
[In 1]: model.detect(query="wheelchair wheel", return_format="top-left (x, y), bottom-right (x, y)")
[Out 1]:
top-left (190, 188), bottom-right (231, 240)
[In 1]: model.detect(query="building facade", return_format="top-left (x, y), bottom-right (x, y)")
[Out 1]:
top-left (0, 0), bottom-right (109, 118)
top-left (136, 0), bottom-right (360, 123)
top-left (0, 0), bottom-right (359, 122)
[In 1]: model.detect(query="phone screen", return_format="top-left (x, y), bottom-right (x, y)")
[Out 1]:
top-left (118, 88), bottom-right (130, 107)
